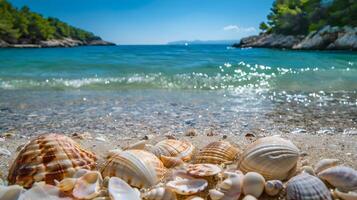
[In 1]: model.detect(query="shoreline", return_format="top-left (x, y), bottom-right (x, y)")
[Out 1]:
top-left (0, 38), bottom-right (116, 48)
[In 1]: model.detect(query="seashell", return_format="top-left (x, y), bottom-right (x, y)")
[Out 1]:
top-left (194, 141), bottom-right (240, 164)
top-left (160, 155), bottom-right (184, 168)
top-left (147, 139), bottom-right (195, 161)
top-left (21, 182), bottom-right (72, 200)
top-left (56, 177), bottom-right (77, 192)
top-left (301, 166), bottom-right (316, 176)
top-left (314, 158), bottom-right (339, 174)
top-left (0, 185), bottom-right (24, 200)
top-left (238, 136), bottom-right (299, 180)
top-left (73, 171), bottom-right (102, 199)
top-left (318, 166), bottom-right (357, 192)
top-left (106, 148), bottom-right (123, 158)
top-left (108, 177), bottom-right (141, 200)
top-left (187, 164), bottom-right (222, 177)
top-left (7, 133), bottom-right (97, 188)
top-left (264, 180), bottom-right (283, 196)
top-left (73, 168), bottom-right (91, 178)
top-left (125, 140), bottom-right (147, 150)
top-left (209, 172), bottom-right (243, 200)
top-left (184, 196), bottom-right (204, 200)
top-left (242, 195), bottom-right (257, 200)
top-left (101, 150), bottom-right (166, 188)
top-left (166, 178), bottom-right (208, 195)
top-left (142, 187), bottom-right (177, 200)
top-left (286, 172), bottom-right (332, 200)
top-left (242, 172), bottom-right (265, 198)
top-left (334, 189), bottom-right (357, 200)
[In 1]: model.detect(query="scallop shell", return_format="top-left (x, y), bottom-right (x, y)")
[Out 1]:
top-left (209, 172), bottom-right (243, 200)
top-left (314, 159), bottom-right (339, 174)
top-left (318, 166), bottom-right (357, 192)
top-left (334, 189), bottom-right (357, 200)
top-left (142, 187), bottom-right (177, 200)
top-left (194, 141), bottom-right (239, 164)
top-left (160, 156), bottom-right (184, 168)
top-left (108, 177), bottom-right (141, 200)
top-left (264, 180), bottom-right (283, 196)
top-left (7, 134), bottom-right (97, 188)
top-left (101, 150), bottom-right (166, 188)
top-left (147, 139), bottom-right (195, 161)
top-left (242, 172), bottom-right (265, 198)
top-left (0, 185), bottom-right (24, 200)
top-left (166, 178), bottom-right (208, 195)
top-left (73, 171), bottom-right (103, 199)
top-left (286, 172), bottom-right (332, 200)
top-left (238, 136), bottom-right (299, 180)
top-left (187, 164), bottom-right (222, 177)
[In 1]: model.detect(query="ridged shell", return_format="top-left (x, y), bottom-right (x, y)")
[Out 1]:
top-left (148, 139), bottom-right (195, 161)
top-left (242, 172), bottom-right (265, 198)
top-left (166, 178), bottom-right (208, 195)
top-left (108, 177), bottom-right (141, 200)
top-left (238, 136), bottom-right (299, 180)
top-left (101, 150), bottom-right (166, 188)
top-left (286, 173), bottom-right (332, 200)
top-left (142, 187), bottom-right (177, 200)
top-left (160, 156), bottom-right (184, 168)
top-left (7, 134), bottom-right (97, 188)
top-left (314, 159), bottom-right (339, 174)
top-left (194, 141), bottom-right (239, 164)
top-left (187, 164), bottom-right (222, 177)
top-left (209, 172), bottom-right (243, 200)
top-left (264, 180), bottom-right (283, 196)
top-left (318, 166), bottom-right (357, 192)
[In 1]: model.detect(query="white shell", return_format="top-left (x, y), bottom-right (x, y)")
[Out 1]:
top-left (314, 159), bottom-right (339, 174)
top-left (286, 173), bottom-right (332, 200)
top-left (108, 177), bottom-right (141, 200)
top-left (318, 166), bottom-right (357, 192)
top-left (187, 164), bottom-right (222, 177)
top-left (0, 185), bottom-right (24, 200)
top-left (334, 189), bottom-right (357, 200)
top-left (209, 172), bottom-right (243, 200)
top-left (242, 195), bottom-right (257, 200)
top-left (73, 171), bottom-right (102, 199)
top-left (21, 182), bottom-right (72, 200)
top-left (242, 172), bottom-right (265, 198)
top-left (239, 136), bottom-right (299, 180)
top-left (264, 180), bottom-right (283, 196)
top-left (142, 187), bottom-right (177, 200)
top-left (166, 178), bottom-right (208, 195)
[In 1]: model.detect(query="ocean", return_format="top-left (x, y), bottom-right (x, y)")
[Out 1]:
top-left (0, 45), bottom-right (356, 136)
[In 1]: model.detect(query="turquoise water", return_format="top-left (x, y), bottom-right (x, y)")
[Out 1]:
top-left (0, 45), bottom-right (356, 92)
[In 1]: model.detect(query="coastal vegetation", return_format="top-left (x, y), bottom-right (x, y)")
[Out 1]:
top-left (0, 0), bottom-right (105, 46)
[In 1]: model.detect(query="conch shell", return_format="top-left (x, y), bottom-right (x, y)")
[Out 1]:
top-left (242, 172), bottom-right (265, 198)
top-left (314, 158), bottom-right (339, 174)
top-left (108, 177), bottom-right (141, 200)
top-left (209, 171), bottom-right (243, 200)
top-left (7, 134), bottom-right (97, 188)
top-left (286, 172), bottom-right (332, 200)
top-left (238, 136), bottom-right (299, 180)
top-left (146, 139), bottom-right (195, 161)
top-left (194, 141), bottom-right (240, 164)
top-left (142, 187), bottom-right (177, 200)
top-left (318, 166), bottom-right (357, 192)
top-left (101, 150), bottom-right (166, 188)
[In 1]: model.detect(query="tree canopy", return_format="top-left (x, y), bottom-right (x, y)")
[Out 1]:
top-left (260, 0), bottom-right (357, 35)
top-left (0, 0), bottom-right (100, 43)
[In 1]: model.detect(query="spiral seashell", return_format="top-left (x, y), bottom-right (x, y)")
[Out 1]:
top-left (242, 195), bottom-right (257, 200)
top-left (187, 164), bottom-right (222, 177)
top-left (142, 187), bottom-right (177, 200)
top-left (334, 189), bottom-right (357, 200)
top-left (166, 178), bottom-right (208, 195)
top-left (108, 177), bottom-right (141, 200)
top-left (101, 150), bottom-right (166, 188)
top-left (0, 185), bottom-right (24, 200)
top-left (286, 172), bottom-right (332, 200)
top-left (147, 139), bottom-right (195, 161)
top-left (194, 141), bottom-right (240, 164)
top-left (314, 158), bottom-right (339, 174)
top-left (160, 156), bottom-right (184, 168)
top-left (242, 172), bottom-right (265, 198)
top-left (72, 171), bottom-right (103, 199)
top-left (209, 172), bottom-right (243, 200)
top-left (318, 166), bottom-right (357, 192)
top-left (238, 136), bottom-right (299, 180)
top-left (264, 180), bottom-right (283, 196)
top-left (7, 134), bottom-right (97, 188)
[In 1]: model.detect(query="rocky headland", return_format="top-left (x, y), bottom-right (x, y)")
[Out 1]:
top-left (234, 26), bottom-right (357, 50)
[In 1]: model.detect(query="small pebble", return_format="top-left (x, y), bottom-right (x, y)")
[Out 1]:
top-left (142, 134), bottom-right (154, 140)
top-left (95, 136), bottom-right (106, 142)
top-left (222, 135), bottom-right (227, 139)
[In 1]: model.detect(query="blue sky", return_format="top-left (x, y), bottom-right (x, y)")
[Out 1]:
top-left (10, 0), bottom-right (274, 44)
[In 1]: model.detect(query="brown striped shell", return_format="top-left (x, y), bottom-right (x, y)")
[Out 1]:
top-left (7, 134), bottom-right (97, 188)
top-left (147, 139), bottom-right (195, 161)
top-left (101, 150), bottom-right (166, 188)
top-left (194, 141), bottom-right (240, 165)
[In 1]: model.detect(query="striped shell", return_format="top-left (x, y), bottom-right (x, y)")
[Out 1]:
top-left (7, 134), bottom-right (97, 188)
top-left (238, 136), bottom-right (299, 180)
top-left (148, 139), bottom-right (195, 161)
top-left (142, 187), bottom-right (177, 200)
top-left (160, 156), bottom-right (184, 168)
top-left (286, 173), bottom-right (332, 200)
top-left (318, 166), bottom-right (357, 192)
top-left (194, 141), bottom-right (240, 164)
top-left (101, 150), bottom-right (166, 188)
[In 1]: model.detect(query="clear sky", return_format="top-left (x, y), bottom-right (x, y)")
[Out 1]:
top-left (10, 0), bottom-right (274, 44)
